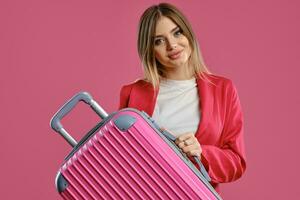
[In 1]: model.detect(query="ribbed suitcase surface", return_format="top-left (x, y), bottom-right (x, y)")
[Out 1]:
top-left (56, 110), bottom-right (220, 200)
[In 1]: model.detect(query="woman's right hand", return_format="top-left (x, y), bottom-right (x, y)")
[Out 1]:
top-left (175, 132), bottom-right (202, 157)
top-left (161, 128), bottom-right (202, 157)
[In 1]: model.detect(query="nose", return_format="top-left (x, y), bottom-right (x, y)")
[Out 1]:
top-left (166, 37), bottom-right (177, 51)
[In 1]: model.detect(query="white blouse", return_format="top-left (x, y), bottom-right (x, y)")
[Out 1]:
top-left (152, 78), bottom-right (200, 137)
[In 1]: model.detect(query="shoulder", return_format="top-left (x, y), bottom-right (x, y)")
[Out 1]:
top-left (119, 78), bottom-right (154, 110)
top-left (198, 74), bottom-right (238, 102)
top-left (198, 73), bottom-right (235, 90)
top-left (200, 73), bottom-right (234, 88)
top-left (119, 78), bottom-right (152, 96)
top-left (120, 78), bottom-right (149, 91)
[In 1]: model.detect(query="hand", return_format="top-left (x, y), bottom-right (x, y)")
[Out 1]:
top-left (175, 133), bottom-right (202, 157)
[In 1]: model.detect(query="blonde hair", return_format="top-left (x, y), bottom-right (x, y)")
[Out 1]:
top-left (137, 3), bottom-right (210, 89)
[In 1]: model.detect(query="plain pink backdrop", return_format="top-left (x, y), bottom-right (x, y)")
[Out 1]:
top-left (1, 0), bottom-right (299, 199)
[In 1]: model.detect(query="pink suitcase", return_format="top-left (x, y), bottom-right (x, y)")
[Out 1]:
top-left (50, 92), bottom-right (222, 200)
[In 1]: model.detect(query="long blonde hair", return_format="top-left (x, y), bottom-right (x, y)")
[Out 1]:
top-left (137, 3), bottom-right (210, 89)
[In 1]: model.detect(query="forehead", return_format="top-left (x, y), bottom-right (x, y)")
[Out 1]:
top-left (155, 16), bottom-right (178, 36)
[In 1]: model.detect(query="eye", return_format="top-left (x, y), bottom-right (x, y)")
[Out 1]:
top-left (174, 29), bottom-right (183, 37)
top-left (154, 38), bottom-right (165, 46)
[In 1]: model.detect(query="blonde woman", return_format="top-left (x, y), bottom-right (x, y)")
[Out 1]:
top-left (119, 3), bottom-right (246, 194)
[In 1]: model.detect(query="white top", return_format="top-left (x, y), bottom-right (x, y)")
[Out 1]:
top-left (152, 78), bottom-right (200, 137)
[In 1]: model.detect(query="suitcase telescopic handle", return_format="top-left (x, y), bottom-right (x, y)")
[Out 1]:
top-left (50, 91), bottom-right (108, 147)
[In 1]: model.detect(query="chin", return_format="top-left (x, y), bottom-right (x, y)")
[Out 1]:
top-left (172, 58), bottom-right (188, 66)
top-left (165, 62), bottom-right (186, 69)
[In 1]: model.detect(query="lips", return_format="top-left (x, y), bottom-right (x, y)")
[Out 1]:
top-left (168, 50), bottom-right (183, 59)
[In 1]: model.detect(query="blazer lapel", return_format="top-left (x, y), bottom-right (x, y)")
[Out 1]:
top-left (130, 80), bottom-right (158, 117)
top-left (196, 75), bottom-right (214, 137)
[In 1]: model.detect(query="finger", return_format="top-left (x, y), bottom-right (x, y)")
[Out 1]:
top-left (182, 144), bottom-right (202, 154)
top-left (187, 150), bottom-right (202, 157)
top-left (184, 137), bottom-right (197, 146)
top-left (177, 141), bottom-right (185, 148)
top-left (175, 139), bottom-right (181, 145)
top-left (182, 143), bottom-right (197, 153)
top-left (177, 138), bottom-right (196, 147)
top-left (177, 133), bottom-right (194, 142)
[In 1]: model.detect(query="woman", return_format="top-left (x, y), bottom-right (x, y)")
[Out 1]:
top-left (119, 3), bottom-right (246, 193)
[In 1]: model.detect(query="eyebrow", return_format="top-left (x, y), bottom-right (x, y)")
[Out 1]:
top-left (154, 26), bottom-right (180, 38)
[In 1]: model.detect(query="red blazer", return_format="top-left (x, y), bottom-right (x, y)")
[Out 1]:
top-left (118, 73), bottom-right (246, 190)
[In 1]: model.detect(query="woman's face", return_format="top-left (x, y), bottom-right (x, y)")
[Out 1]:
top-left (153, 16), bottom-right (191, 72)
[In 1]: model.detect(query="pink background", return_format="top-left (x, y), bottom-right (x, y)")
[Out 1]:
top-left (1, 0), bottom-right (299, 199)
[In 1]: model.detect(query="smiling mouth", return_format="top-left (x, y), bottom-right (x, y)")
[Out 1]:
top-left (168, 50), bottom-right (182, 60)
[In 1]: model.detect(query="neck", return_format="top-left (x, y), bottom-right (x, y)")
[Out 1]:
top-left (163, 64), bottom-right (194, 80)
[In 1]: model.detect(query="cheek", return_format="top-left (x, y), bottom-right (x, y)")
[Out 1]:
top-left (183, 39), bottom-right (192, 56)
top-left (154, 49), bottom-right (166, 61)
top-left (182, 38), bottom-right (190, 49)
top-left (187, 45), bottom-right (192, 56)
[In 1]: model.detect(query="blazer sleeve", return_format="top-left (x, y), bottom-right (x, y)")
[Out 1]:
top-left (118, 84), bottom-right (133, 110)
top-left (200, 80), bottom-right (246, 183)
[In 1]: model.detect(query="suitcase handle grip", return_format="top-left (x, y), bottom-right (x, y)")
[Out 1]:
top-left (50, 91), bottom-right (108, 147)
top-left (161, 130), bottom-right (211, 182)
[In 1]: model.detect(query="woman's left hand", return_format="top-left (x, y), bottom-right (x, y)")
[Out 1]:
top-left (175, 133), bottom-right (202, 157)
